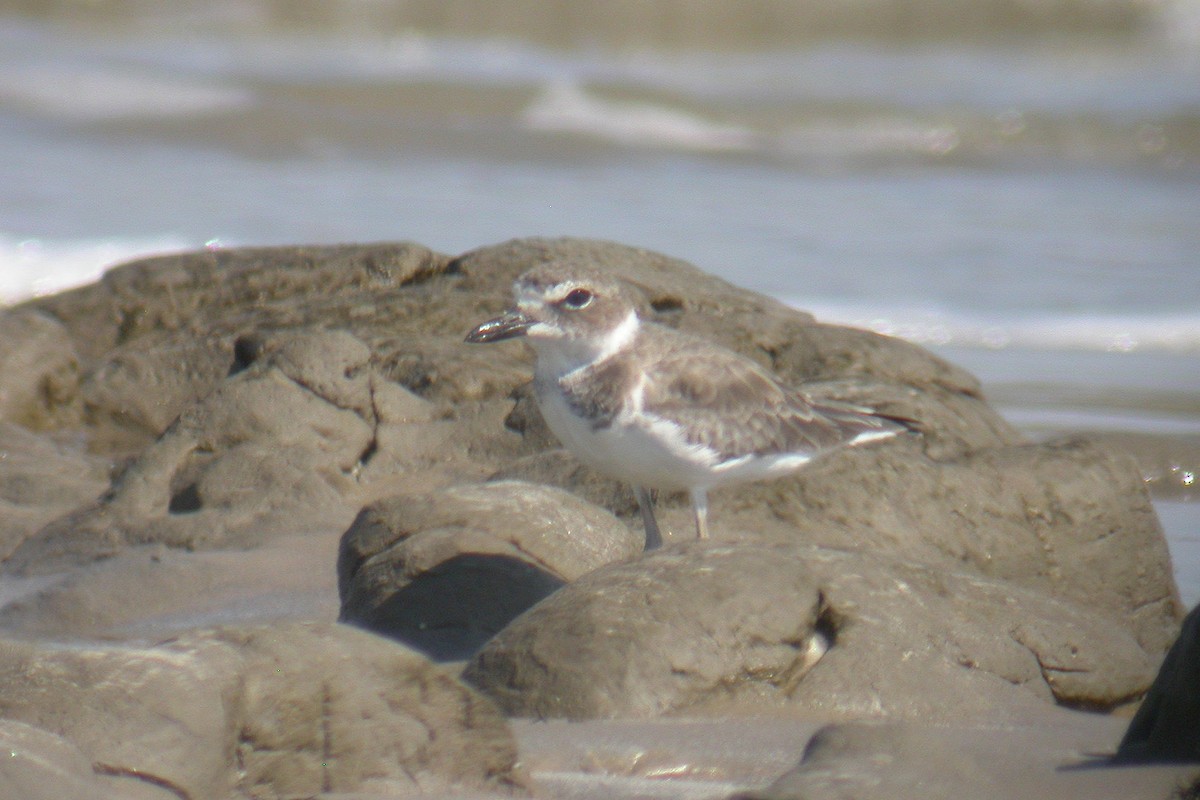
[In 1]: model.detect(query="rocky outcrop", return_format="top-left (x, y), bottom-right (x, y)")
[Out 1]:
top-left (0, 236), bottom-right (1182, 733)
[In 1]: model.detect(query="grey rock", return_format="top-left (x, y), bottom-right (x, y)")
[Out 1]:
top-left (0, 720), bottom-right (126, 800)
top-left (497, 433), bottom-right (1177, 654)
top-left (6, 330), bottom-right (383, 572)
top-left (464, 543), bottom-right (1157, 720)
top-left (0, 422), bottom-right (108, 561)
top-left (339, 480), bottom-right (641, 660)
top-left (81, 333), bottom-right (234, 454)
top-left (0, 309), bottom-right (80, 430)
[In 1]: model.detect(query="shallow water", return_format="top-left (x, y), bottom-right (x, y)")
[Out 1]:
top-left (1, 0), bottom-right (1197, 602)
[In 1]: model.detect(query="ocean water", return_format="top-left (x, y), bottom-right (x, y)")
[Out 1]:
top-left (1, 1), bottom-right (1197, 601)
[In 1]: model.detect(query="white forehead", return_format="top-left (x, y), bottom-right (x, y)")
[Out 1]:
top-left (513, 278), bottom-right (588, 307)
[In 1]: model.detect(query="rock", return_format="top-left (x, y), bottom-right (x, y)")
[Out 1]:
top-left (0, 632), bottom-right (240, 800)
top-left (761, 434), bottom-right (1178, 653)
top-left (339, 480), bottom-right (642, 660)
top-left (1116, 603), bottom-right (1200, 763)
top-left (222, 623), bottom-right (520, 798)
top-left (735, 713), bottom-right (1199, 800)
top-left (0, 309), bottom-right (80, 430)
top-left (464, 543), bottom-right (1157, 720)
top-left (5, 330), bottom-right (388, 572)
top-left (81, 333), bottom-right (234, 454)
top-left (0, 720), bottom-right (126, 800)
top-left (25, 242), bottom-right (451, 368)
top-left (0, 622), bottom-right (521, 799)
top-left (0, 422), bottom-right (109, 561)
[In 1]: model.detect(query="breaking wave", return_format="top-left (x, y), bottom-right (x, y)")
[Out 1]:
top-left (801, 301), bottom-right (1200, 354)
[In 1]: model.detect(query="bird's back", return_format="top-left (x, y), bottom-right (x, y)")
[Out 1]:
top-left (562, 320), bottom-right (907, 465)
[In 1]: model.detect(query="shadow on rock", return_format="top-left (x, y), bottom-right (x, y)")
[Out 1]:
top-left (346, 552), bottom-right (566, 661)
top-left (338, 480), bottom-right (642, 660)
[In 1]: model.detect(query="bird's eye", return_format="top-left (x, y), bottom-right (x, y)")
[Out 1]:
top-left (561, 288), bottom-right (594, 309)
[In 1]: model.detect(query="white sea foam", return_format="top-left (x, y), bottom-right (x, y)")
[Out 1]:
top-left (0, 65), bottom-right (253, 121)
top-left (0, 235), bottom-right (191, 305)
top-left (522, 82), bottom-right (759, 152)
top-left (796, 300), bottom-right (1200, 354)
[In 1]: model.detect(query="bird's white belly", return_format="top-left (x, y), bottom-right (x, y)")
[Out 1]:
top-left (535, 382), bottom-right (813, 492)
top-left (535, 383), bottom-right (702, 490)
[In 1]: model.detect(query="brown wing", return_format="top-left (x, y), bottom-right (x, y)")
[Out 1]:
top-left (638, 327), bottom-right (901, 461)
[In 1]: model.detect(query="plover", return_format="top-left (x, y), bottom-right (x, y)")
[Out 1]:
top-left (466, 263), bottom-right (913, 550)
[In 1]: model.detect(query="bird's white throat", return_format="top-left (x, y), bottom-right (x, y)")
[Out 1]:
top-left (530, 309), bottom-right (640, 378)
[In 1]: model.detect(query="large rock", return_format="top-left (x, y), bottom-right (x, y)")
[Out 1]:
top-left (0, 621), bottom-right (520, 799)
top-left (464, 543), bottom-right (1157, 720)
top-left (338, 480), bottom-right (641, 660)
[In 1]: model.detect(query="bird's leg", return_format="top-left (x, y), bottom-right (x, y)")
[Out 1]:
top-left (691, 488), bottom-right (709, 540)
top-left (635, 486), bottom-right (663, 551)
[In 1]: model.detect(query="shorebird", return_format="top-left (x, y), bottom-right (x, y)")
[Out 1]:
top-left (466, 262), bottom-right (913, 550)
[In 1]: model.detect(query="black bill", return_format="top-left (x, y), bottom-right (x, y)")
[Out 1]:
top-left (465, 309), bottom-right (533, 343)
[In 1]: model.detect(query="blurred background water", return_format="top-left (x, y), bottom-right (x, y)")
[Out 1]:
top-left (1, 0), bottom-right (1197, 600)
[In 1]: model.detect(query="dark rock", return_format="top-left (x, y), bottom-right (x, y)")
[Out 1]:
top-left (735, 714), bottom-right (1199, 800)
top-left (1116, 603), bottom-right (1200, 763)
top-left (339, 480), bottom-right (641, 659)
